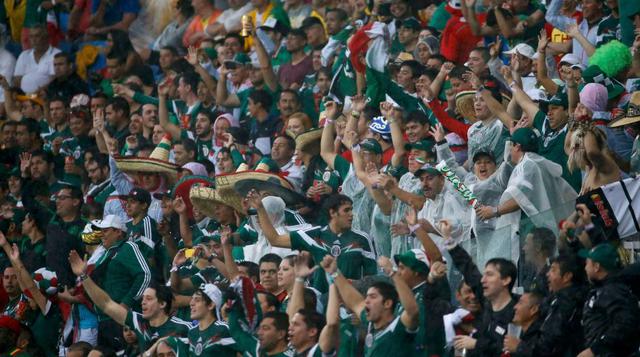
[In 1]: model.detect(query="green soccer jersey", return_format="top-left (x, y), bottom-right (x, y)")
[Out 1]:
top-left (30, 300), bottom-right (63, 357)
top-left (359, 311), bottom-right (416, 357)
top-left (188, 320), bottom-right (238, 356)
top-left (125, 310), bottom-right (191, 352)
top-left (290, 225), bottom-right (377, 292)
top-left (126, 216), bottom-right (163, 273)
top-left (227, 310), bottom-right (294, 357)
top-left (532, 110), bottom-right (581, 191)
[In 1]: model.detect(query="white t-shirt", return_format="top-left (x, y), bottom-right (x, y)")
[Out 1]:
top-left (14, 46), bottom-right (61, 93)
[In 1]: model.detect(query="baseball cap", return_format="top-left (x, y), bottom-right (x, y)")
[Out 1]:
top-left (504, 43), bottom-right (536, 60)
top-left (301, 16), bottom-right (323, 30)
top-left (578, 243), bottom-right (620, 271)
top-left (582, 65), bottom-right (625, 100)
top-left (128, 188), bottom-right (152, 205)
top-left (400, 18), bottom-right (422, 31)
top-left (511, 127), bottom-right (539, 152)
top-left (152, 188), bottom-right (174, 201)
top-left (260, 17), bottom-right (289, 35)
top-left (91, 215), bottom-right (126, 232)
top-left (559, 53), bottom-right (580, 66)
top-left (369, 116), bottom-right (391, 137)
top-left (472, 150), bottom-right (495, 163)
top-left (225, 52), bottom-right (251, 66)
top-left (394, 249), bottom-right (430, 273)
top-left (198, 283), bottom-right (223, 308)
top-left (180, 162), bottom-right (208, 176)
top-left (405, 138), bottom-right (435, 153)
top-left (360, 138), bottom-right (382, 154)
top-left (548, 92), bottom-right (568, 109)
top-left (414, 163), bottom-right (440, 177)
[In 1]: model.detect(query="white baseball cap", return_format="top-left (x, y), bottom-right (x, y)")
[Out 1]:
top-left (504, 43), bottom-right (536, 60)
top-left (559, 53), bottom-right (580, 66)
top-left (91, 215), bottom-right (126, 232)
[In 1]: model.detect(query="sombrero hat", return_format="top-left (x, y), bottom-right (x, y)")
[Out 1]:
top-left (172, 175), bottom-right (215, 220)
top-left (233, 171), bottom-right (305, 206)
top-left (610, 91), bottom-right (640, 127)
top-left (15, 93), bottom-right (45, 107)
top-left (189, 186), bottom-right (244, 217)
top-left (295, 128), bottom-right (323, 152)
top-left (115, 135), bottom-right (179, 179)
top-left (455, 91), bottom-right (477, 122)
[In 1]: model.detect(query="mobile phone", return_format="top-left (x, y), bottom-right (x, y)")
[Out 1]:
top-left (184, 248), bottom-right (196, 258)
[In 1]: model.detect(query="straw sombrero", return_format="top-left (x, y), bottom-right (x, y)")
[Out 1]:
top-left (295, 128), bottom-right (323, 152)
top-left (455, 91), bottom-right (477, 123)
top-left (233, 169), bottom-right (305, 206)
top-left (456, 91), bottom-right (511, 123)
top-left (610, 91), bottom-right (640, 127)
top-left (189, 186), bottom-right (244, 217)
top-left (115, 135), bottom-right (179, 179)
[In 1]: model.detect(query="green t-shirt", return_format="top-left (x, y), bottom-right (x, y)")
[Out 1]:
top-left (237, 85), bottom-right (280, 122)
top-left (190, 266), bottom-right (228, 288)
top-left (181, 129), bottom-right (215, 162)
top-left (125, 310), bottom-right (191, 352)
top-left (30, 301), bottom-right (63, 357)
top-left (595, 14), bottom-right (620, 47)
top-left (532, 110), bottom-right (581, 191)
top-left (359, 311), bottom-right (416, 357)
top-left (290, 225), bottom-right (377, 292)
top-left (227, 310), bottom-right (294, 357)
top-left (188, 320), bottom-right (238, 356)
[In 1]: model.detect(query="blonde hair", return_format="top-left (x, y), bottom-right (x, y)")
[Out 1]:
top-left (567, 123), bottom-right (608, 173)
top-left (286, 112), bottom-right (312, 131)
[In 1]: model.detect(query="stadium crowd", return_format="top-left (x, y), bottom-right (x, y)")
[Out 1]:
top-left (0, 0), bottom-right (639, 355)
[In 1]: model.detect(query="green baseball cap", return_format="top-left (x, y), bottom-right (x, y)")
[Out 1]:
top-left (227, 52), bottom-right (251, 65)
top-left (548, 92), bottom-right (568, 109)
top-left (400, 17), bottom-right (422, 31)
top-left (394, 249), bottom-right (430, 273)
top-left (511, 128), bottom-right (539, 153)
top-left (414, 163), bottom-right (440, 177)
top-left (582, 65), bottom-right (625, 100)
top-left (578, 243), bottom-right (620, 271)
top-left (202, 47), bottom-right (218, 61)
top-left (405, 138), bottom-right (435, 153)
top-left (360, 138), bottom-right (382, 154)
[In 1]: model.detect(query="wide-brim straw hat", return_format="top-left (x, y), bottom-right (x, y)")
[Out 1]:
top-left (115, 135), bottom-right (178, 180)
top-left (610, 91), bottom-right (640, 127)
top-left (234, 175), bottom-right (305, 206)
top-left (455, 91), bottom-right (477, 123)
top-left (189, 186), bottom-right (244, 217)
top-left (295, 128), bottom-right (323, 152)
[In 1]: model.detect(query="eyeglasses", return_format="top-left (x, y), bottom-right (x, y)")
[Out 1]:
top-left (56, 195), bottom-right (72, 201)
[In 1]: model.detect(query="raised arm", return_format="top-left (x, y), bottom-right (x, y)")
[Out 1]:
top-left (249, 191), bottom-right (291, 248)
top-left (320, 101), bottom-right (340, 167)
top-left (221, 228), bottom-right (241, 281)
top-left (286, 252), bottom-right (317, 317)
top-left (0, 237), bottom-right (48, 313)
top-left (318, 282), bottom-right (340, 353)
top-left (173, 198), bottom-right (193, 248)
top-left (68, 250), bottom-right (128, 325)
top-left (381, 174), bottom-right (426, 211)
top-left (215, 66), bottom-right (241, 108)
top-left (404, 207), bottom-right (443, 262)
top-left (250, 24), bottom-right (279, 92)
top-left (0, 78), bottom-right (22, 121)
top-left (535, 29), bottom-right (560, 95)
top-left (378, 257), bottom-right (418, 330)
top-left (185, 47), bottom-right (219, 103)
top-left (566, 23), bottom-right (595, 57)
top-left (320, 255), bottom-right (365, 317)
top-left (479, 88), bottom-right (515, 131)
top-left (509, 76), bottom-right (539, 122)
top-left (158, 85), bottom-right (182, 140)
top-left (383, 101), bottom-right (406, 168)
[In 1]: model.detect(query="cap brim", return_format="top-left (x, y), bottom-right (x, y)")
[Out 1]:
top-left (609, 115), bottom-right (640, 128)
top-left (234, 179), bottom-right (306, 206)
top-left (115, 157), bottom-right (179, 181)
top-left (577, 248), bottom-right (590, 259)
top-left (393, 254), bottom-right (429, 273)
top-left (190, 186), bottom-right (244, 216)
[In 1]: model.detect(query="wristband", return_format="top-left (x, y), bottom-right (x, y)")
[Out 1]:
top-left (436, 139), bottom-right (447, 146)
top-left (295, 277), bottom-right (305, 283)
top-left (352, 144), bottom-right (361, 153)
top-left (79, 273), bottom-right (89, 281)
top-left (494, 206), bottom-right (501, 218)
top-left (324, 118), bottom-right (334, 125)
top-left (351, 110), bottom-right (360, 118)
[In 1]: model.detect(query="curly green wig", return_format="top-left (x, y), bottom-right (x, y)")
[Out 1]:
top-left (589, 40), bottom-right (632, 78)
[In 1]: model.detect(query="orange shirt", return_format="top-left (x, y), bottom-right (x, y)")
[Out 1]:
top-left (182, 9), bottom-right (222, 48)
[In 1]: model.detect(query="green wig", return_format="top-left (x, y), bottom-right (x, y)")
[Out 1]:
top-left (589, 40), bottom-right (632, 78)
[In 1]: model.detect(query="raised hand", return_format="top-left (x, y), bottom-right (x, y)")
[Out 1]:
top-left (185, 46), bottom-right (199, 66)
top-left (245, 189), bottom-right (263, 209)
top-left (438, 219), bottom-right (453, 238)
top-left (93, 107), bottom-right (105, 132)
top-left (173, 197), bottom-right (187, 215)
top-left (440, 62), bottom-right (455, 77)
top-left (391, 221), bottom-right (410, 236)
top-left (20, 152), bottom-right (32, 174)
top-left (324, 101), bottom-right (339, 121)
top-left (429, 261), bottom-right (447, 281)
top-left (351, 95), bottom-right (366, 112)
top-left (537, 28), bottom-right (549, 54)
top-left (293, 251), bottom-right (318, 279)
top-left (342, 130), bottom-right (359, 148)
top-left (379, 101), bottom-right (394, 119)
top-left (220, 226), bottom-right (232, 246)
top-left (566, 22), bottom-right (580, 39)
top-left (489, 37), bottom-right (503, 59)
top-left (320, 255), bottom-right (337, 274)
top-left (68, 250), bottom-right (87, 276)
top-left (173, 248), bottom-right (187, 267)
top-left (429, 123), bottom-right (445, 143)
